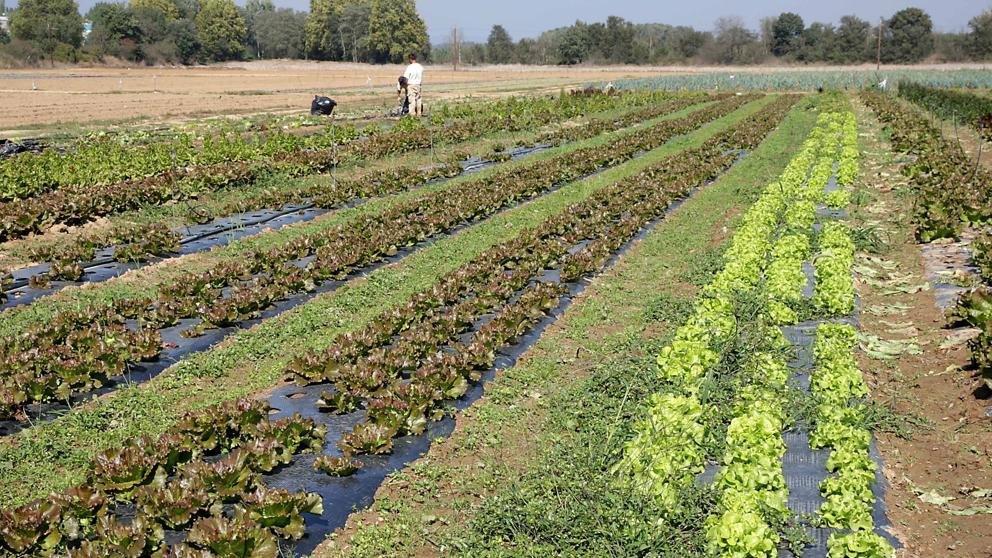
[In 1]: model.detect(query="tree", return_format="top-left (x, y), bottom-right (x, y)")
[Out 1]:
top-left (10, 0), bottom-right (84, 63)
top-left (514, 37), bottom-right (540, 63)
top-left (366, 0), bottom-right (429, 63)
top-left (833, 15), bottom-right (871, 63)
top-left (602, 15), bottom-right (635, 63)
top-left (86, 2), bottom-right (142, 56)
top-left (486, 24), bottom-right (513, 64)
top-left (338, 0), bottom-right (370, 62)
top-left (556, 23), bottom-right (589, 64)
top-left (771, 12), bottom-right (804, 56)
top-left (882, 7), bottom-right (934, 63)
top-left (0, 26), bottom-right (9, 45)
top-left (707, 16), bottom-right (762, 64)
top-left (195, 0), bottom-right (245, 61)
top-left (968, 9), bottom-right (992, 60)
top-left (254, 8), bottom-right (305, 58)
top-left (243, 0), bottom-right (274, 58)
top-left (169, 17), bottom-right (199, 63)
top-left (304, 0), bottom-right (340, 60)
top-left (131, 0), bottom-right (180, 20)
top-left (667, 25), bottom-right (707, 59)
top-left (796, 22), bottom-right (835, 62)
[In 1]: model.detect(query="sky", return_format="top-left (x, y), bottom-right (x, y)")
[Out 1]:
top-left (9, 0), bottom-right (987, 41)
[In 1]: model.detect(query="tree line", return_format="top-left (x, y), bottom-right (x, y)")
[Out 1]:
top-left (0, 0), bottom-right (428, 65)
top-left (1, 1), bottom-right (991, 66)
top-left (437, 9), bottom-right (992, 66)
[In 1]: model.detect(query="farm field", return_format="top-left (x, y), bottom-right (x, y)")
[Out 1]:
top-left (1, 71), bottom-right (991, 558)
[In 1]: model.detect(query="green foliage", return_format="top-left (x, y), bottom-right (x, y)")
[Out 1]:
top-left (85, 2), bottom-right (142, 56)
top-left (9, 0), bottom-right (84, 61)
top-left (898, 81), bottom-right (992, 135)
top-left (486, 24), bottom-right (513, 64)
top-left (969, 9), bottom-right (992, 60)
top-left (832, 15), bottom-right (872, 63)
top-left (131, 0), bottom-right (180, 20)
top-left (366, 0), bottom-right (429, 63)
top-left (882, 7), bottom-right (934, 63)
top-left (337, 0), bottom-right (370, 62)
top-left (557, 25), bottom-right (589, 64)
top-left (303, 0), bottom-right (340, 60)
top-left (253, 7), bottom-right (305, 59)
top-left (827, 531), bottom-right (895, 558)
top-left (195, 0), bottom-right (245, 61)
top-left (771, 12), bottom-right (804, 56)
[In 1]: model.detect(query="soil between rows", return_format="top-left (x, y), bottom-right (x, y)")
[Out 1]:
top-left (853, 100), bottom-right (992, 558)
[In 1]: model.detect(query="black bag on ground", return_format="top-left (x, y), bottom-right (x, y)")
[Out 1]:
top-left (311, 96), bottom-right (337, 115)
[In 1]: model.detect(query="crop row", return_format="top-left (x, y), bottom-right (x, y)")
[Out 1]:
top-left (615, 110), bottom-right (883, 556)
top-left (898, 81), bottom-right (992, 141)
top-left (861, 90), bottom-right (992, 242)
top-left (948, 233), bottom-right (992, 391)
top-left (807, 211), bottom-right (895, 556)
top-left (0, 94), bottom-right (764, 421)
top-left (0, 91), bottom-right (673, 203)
top-left (616, 108), bottom-right (835, 514)
top-left (5, 93), bottom-right (714, 288)
top-left (0, 92), bottom-right (691, 243)
top-left (0, 94), bottom-right (799, 557)
top-left (811, 324), bottom-right (894, 557)
top-left (0, 399), bottom-right (332, 557)
top-left (12, 160), bottom-right (469, 288)
top-left (288, 95), bottom-right (798, 457)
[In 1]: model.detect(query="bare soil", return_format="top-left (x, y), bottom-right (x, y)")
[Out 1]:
top-left (0, 61), bottom-right (668, 134)
top-left (854, 101), bottom-right (992, 558)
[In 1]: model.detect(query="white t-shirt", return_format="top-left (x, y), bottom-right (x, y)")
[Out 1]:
top-left (404, 63), bottom-right (424, 86)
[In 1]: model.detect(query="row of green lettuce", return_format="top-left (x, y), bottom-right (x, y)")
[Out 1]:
top-left (614, 110), bottom-right (895, 558)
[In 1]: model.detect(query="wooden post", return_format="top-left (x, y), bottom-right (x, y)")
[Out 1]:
top-left (876, 18), bottom-right (883, 71)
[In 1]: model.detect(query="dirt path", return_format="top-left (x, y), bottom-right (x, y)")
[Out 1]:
top-left (853, 100), bottom-right (992, 558)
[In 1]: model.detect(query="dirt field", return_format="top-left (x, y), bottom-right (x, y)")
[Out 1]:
top-left (0, 61), bottom-right (672, 136)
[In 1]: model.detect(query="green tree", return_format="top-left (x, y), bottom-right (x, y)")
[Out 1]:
top-left (338, 0), bottom-right (370, 62)
top-left (0, 26), bottom-right (9, 45)
top-left (169, 17), bottom-right (199, 62)
top-left (968, 9), bottom-right (992, 60)
top-left (131, 0), bottom-right (180, 20)
top-left (86, 2), bottom-right (141, 55)
top-left (243, 0), bottom-right (274, 58)
top-left (255, 8), bottom-right (305, 58)
top-left (10, 0), bottom-right (84, 63)
top-left (304, 0), bottom-right (340, 60)
top-left (707, 16), bottom-right (762, 64)
top-left (602, 15), bottom-right (635, 63)
top-left (771, 12), bottom-right (803, 56)
top-left (833, 15), bottom-right (871, 63)
top-left (882, 7), bottom-right (934, 63)
top-left (667, 25), bottom-right (707, 59)
top-left (366, 0), bottom-right (429, 63)
top-left (514, 37), bottom-right (540, 63)
top-left (556, 23), bottom-right (589, 64)
top-left (195, 0), bottom-right (245, 61)
top-left (486, 24), bottom-right (513, 64)
top-left (796, 22), bottom-right (835, 62)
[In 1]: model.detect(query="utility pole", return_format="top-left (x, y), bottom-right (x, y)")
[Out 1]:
top-left (451, 27), bottom-right (460, 71)
top-left (876, 17), bottom-right (883, 71)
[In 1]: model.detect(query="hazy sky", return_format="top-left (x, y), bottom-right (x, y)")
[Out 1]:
top-left (23, 0), bottom-right (988, 41)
